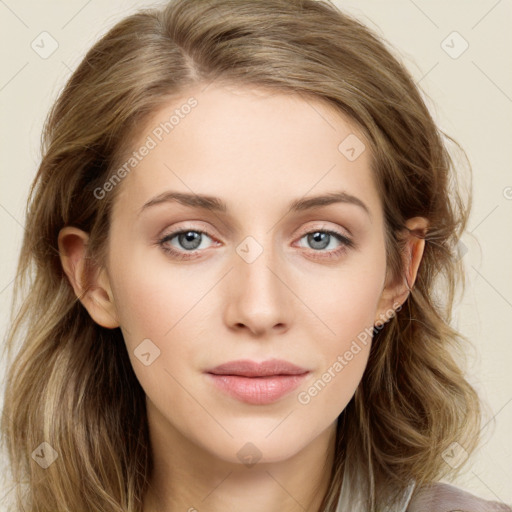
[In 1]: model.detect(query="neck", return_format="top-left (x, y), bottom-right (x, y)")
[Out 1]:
top-left (142, 402), bottom-right (339, 512)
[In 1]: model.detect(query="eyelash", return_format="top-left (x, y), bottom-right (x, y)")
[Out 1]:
top-left (156, 226), bottom-right (354, 261)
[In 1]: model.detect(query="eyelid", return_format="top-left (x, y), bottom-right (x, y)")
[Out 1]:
top-left (294, 222), bottom-right (351, 240)
top-left (157, 221), bottom-right (219, 240)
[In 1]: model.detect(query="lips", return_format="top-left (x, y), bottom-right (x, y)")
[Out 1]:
top-left (205, 359), bottom-right (310, 405)
top-left (207, 359), bottom-right (309, 377)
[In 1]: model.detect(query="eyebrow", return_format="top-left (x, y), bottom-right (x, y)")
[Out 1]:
top-left (138, 190), bottom-right (371, 219)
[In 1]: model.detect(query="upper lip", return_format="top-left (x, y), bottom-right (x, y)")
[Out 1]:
top-left (207, 359), bottom-right (310, 377)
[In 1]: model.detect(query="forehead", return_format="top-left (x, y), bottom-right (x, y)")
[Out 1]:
top-left (110, 83), bottom-right (380, 222)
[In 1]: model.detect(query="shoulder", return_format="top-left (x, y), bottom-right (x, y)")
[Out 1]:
top-left (406, 481), bottom-right (512, 512)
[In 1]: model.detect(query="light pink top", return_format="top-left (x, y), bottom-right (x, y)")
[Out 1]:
top-left (407, 482), bottom-right (512, 512)
top-left (336, 472), bottom-right (512, 511)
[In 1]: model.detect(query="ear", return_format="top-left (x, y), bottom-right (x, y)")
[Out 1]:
top-left (374, 216), bottom-right (428, 326)
top-left (58, 226), bottom-right (119, 329)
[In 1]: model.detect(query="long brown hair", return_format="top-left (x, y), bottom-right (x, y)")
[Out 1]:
top-left (1, 0), bottom-right (481, 510)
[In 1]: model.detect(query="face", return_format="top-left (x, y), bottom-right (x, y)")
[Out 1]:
top-left (104, 83), bottom-right (394, 465)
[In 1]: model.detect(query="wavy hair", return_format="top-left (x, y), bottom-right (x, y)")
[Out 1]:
top-left (1, 0), bottom-right (481, 510)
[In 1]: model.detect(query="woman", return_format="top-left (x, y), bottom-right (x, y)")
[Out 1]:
top-left (1, 0), bottom-right (510, 510)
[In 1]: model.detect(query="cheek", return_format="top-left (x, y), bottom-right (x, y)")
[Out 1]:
top-left (296, 281), bottom-right (379, 417)
top-left (298, 252), bottom-right (387, 344)
top-left (109, 265), bottom-right (204, 405)
top-left (109, 244), bottom-right (203, 342)
top-left (297, 249), bottom-right (386, 407)
top-left (108, 243), bottom-right (222, 378)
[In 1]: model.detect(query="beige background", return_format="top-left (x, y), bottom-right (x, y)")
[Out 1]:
top-left (1, 0), bottom-right (511, 507)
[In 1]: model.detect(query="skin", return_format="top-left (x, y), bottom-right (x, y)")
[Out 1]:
top-left (58, 83), bottom-right (427, 512)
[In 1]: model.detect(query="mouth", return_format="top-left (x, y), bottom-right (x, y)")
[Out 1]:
top-left (205, 359), bottom-right (310, 405)
top-left (207, 358), bottom-right (309, 377)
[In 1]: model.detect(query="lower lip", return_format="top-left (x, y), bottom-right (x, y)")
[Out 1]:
top-left (206, 373), bottom-right (309, 405)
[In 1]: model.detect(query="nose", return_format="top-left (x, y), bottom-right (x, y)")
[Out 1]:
top-left (223, 236), bottom-right (294, 337)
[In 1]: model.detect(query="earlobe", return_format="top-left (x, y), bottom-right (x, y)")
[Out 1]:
top-left (58, 226), bottom-right (119, 329)
top-left (374, 217), bottom-right (428, 325)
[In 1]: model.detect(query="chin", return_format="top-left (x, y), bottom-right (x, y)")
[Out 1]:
top-left (196, 426), bottom-right (316, 467)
